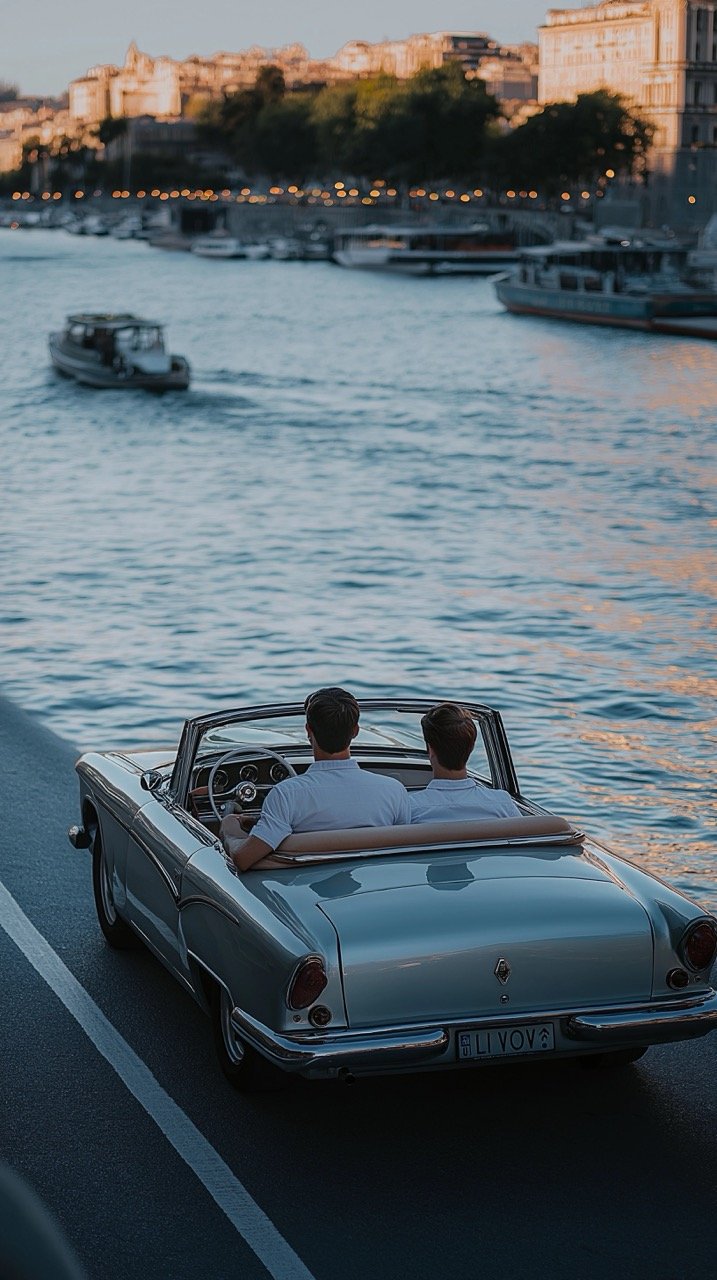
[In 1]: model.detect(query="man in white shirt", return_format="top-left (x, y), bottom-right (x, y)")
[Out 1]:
top-left (410, 703), bottom-right (522, 824)
top-left (220, 687), bottom-right (411, 871)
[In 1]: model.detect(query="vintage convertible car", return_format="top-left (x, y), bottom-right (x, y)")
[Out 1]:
top-left (68, 699), bottom-right (717, 1089)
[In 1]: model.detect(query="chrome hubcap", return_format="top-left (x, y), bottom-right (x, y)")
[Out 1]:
top-left (220, 991), bottom-right (245, 1065)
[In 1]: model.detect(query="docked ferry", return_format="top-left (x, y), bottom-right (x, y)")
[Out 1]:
top-left (49, 314), bottom-right (191, 390)
top-left (494, 240), bottom-right (717, 338)
top-left (332, 224), bottom-right (528, 275)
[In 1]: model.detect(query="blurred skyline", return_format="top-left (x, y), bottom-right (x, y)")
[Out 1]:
top-left (4, 1), bottom-right (552, 96)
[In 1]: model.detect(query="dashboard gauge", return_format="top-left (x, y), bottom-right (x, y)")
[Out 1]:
top-left (213, 769), bottom-right (230, 793)
top-left (270, 762), bottom-right (288, 783)
top-left (239, 764), bottom-right (259, 782)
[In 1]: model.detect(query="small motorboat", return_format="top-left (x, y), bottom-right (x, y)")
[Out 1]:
top-left (191, 235), bottom-right (249, 259)
top-left (267, 236), bottom-right (303, 260)
top-left (244, 242), bottom-right (271, 260)
top-left (49, 313), bottom-right (190, 390)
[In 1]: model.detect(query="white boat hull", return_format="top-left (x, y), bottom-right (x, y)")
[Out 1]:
top-left (334, 247), bottom-right (518, 275)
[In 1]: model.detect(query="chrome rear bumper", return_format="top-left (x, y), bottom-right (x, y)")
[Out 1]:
top-left (566, 990), bottom-right (717, 1044)
top-left (232, 989), bottom-right (717, 1077)
top-left (230, 1008), bottom-right (449, 1074)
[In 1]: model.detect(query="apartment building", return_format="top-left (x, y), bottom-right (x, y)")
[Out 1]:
top-left (67, 32), bottom-right (539, 130)
top-left (539, 1), bottom-right (717, 158)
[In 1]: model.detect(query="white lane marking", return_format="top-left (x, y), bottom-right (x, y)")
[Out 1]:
top-left (0, 879), bottom-right (316, 1280)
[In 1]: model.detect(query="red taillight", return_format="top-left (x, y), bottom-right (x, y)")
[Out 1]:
top-left (681, 920), bottom-right (717, 972)
top-left (287, 957), bottom-right (328, 1010)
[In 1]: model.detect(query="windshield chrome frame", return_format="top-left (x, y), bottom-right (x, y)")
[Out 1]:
top-left (168, 698), bottom-right (519, 806)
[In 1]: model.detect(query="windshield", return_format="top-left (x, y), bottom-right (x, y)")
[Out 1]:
top-left (195, 709), bottom-right (493, 780)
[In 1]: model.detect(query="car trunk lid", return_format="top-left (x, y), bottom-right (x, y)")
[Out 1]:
top-left (316, 863), bottom-right (653, 1027)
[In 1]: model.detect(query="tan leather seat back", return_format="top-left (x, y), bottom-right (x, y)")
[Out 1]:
top-left (277, 814), bottom-right (579, 856)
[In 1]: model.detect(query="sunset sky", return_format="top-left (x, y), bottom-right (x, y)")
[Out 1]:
top-left (4, 1), bottom-right (553, 95)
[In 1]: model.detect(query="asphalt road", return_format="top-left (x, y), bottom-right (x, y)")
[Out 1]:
top-left (1, 693), bottom-right (715, 1280)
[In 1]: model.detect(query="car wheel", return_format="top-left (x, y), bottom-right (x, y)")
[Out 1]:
top-left (91, 827), bottom-right (135, 949)
top-left (210, 985), bottom-right (285, 1092)
top-left (580, 1046), bottom-right (649, 1069)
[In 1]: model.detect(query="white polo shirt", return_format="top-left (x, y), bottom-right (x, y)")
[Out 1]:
top-left (410, 777), bottom-right (522, 824)
top-left (251, 758), bottom-right (412, 850)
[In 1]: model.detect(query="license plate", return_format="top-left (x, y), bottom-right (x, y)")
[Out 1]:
top-left (457, 1022), bottom-right (555, 1061)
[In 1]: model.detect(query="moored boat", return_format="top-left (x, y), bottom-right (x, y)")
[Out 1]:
top-left (191, 235), bottom-right (249, 259)
top-left (494, 239), bottom-right (717, 336)
top-left (49, 313), bottom-right (190, 390)
top-left (333, 223), bottom-right (527, 275)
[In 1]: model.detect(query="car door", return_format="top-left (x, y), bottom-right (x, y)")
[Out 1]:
top-left (124, 796), bottom-right (207, 982)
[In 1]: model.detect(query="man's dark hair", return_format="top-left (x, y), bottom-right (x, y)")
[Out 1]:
top-left (421, 703), bottom-right (477, 771)
top-left (304, 687), bottom-right (360, 753)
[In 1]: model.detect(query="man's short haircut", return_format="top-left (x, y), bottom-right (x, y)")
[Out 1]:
top-left (421, 703), bottom-right (477, 771)
top-left (304, 687), bottom-right (360, 753)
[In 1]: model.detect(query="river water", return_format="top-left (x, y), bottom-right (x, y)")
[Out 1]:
top-left (1, 227), bottom-right (716, 907)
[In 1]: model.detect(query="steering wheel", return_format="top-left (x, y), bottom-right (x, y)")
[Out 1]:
top-left (207, 746), bottom-right (297, 823)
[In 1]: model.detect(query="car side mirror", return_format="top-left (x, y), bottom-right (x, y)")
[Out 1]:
top-left (140, 769), bottom-right (164, 793)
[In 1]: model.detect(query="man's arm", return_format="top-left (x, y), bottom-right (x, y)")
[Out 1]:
top-left (219, 814), bottom-right (273, 871)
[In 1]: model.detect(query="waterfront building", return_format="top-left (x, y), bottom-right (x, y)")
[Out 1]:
top-left (69, 64), bottom-right (117, 123)
top-left (0, 98), bottom-right (77, 175)
top-left (540, 3), bottom-right (717, 166)
top-left (67, 32), bottom-right (539, 131)
top-left (331, 31), bottom-right (538, 90)
top-left (333, 32), bottom-right (501, 78)
top-left (0, 129), bottom-right (21, 173)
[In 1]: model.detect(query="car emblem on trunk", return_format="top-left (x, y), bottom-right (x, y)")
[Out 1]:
top-left (494, 958), bottom-right (512, 984)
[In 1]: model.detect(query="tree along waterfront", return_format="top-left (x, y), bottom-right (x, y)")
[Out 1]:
top-left (199, 67), bottom-right (653, 194)
top-left (1, 65), bottom-right (655, 202)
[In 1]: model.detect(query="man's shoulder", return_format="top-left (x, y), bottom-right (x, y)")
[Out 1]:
top-left (358, 769), bottom-right (406, 793)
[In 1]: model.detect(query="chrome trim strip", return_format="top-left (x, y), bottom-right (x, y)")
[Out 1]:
top-left (268, 830), bottom-right (584, 866)
top-left (180, 895), bottom-right (246, 928)
top-left (171, 698), bottom-right (512, 804)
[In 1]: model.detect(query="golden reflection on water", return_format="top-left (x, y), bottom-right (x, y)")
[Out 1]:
top-left (644, 343), bottom-right (717, 415)
top-left (625, 550), bottom-right (717, 602)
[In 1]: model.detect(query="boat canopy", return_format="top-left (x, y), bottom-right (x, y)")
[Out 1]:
top-left (519, 241), bottom-right (689, 269)
top-left (66, 313), bottom-right (163, 331)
